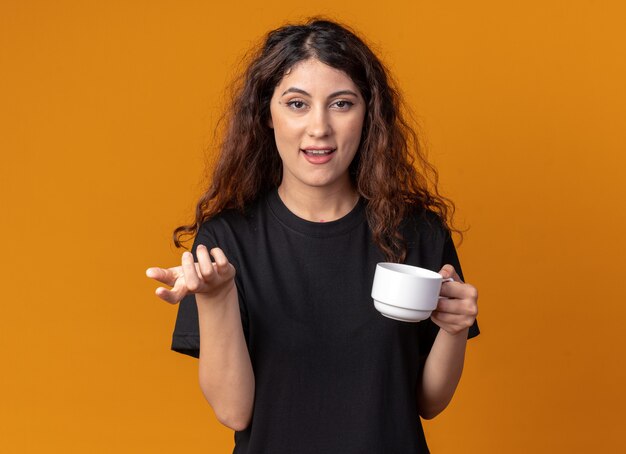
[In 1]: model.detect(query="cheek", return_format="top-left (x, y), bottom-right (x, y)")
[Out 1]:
top-left (271, 119), bottom-right (302, 157)
top-left (273, 117), bottom-right (305, 141)
top-left (343, 116), bottom-right (365, 144)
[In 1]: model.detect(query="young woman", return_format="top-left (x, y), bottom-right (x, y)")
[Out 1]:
top-left (147, 19), bottom-right (479, 453)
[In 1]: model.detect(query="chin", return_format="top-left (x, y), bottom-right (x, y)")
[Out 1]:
top-left (304, 177), bottom-right (340, 188)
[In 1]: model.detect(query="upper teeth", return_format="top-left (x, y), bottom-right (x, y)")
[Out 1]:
top-left (306, 149), bottom-right (332, 155)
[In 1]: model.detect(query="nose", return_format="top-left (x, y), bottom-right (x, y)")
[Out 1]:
top-left (306, 107), bottom-right (332, 138)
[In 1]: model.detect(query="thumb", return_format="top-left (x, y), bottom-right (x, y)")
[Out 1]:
top-left (438, 264), bottom-right (454, 279)
top-left (146, 267), bottom-right (178, 287)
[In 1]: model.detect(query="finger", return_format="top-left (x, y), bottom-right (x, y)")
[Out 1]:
top-left (146, 267), bottom-right (179, 287)
top-left (439, 280), bottom-right (466, 299)
top-left (436, 296), bottom-right (468, 314)
top-left (170, 277), bottom-right (192, 302)
top-left (431, 310), bottom-right (475, 332)
top-left (441, 282), bottom-right (478, 302)
top-left (438, 264), bottom-right (462, 282)
top-left (431, 310), bottom-right (465, 325)
top-left (181, 251), bottom-right (202, 292)
top-left (155, 286), bottom-right (181, 304)
top-left (210, 247), bottom-right (230, 275)
top-left (196, 245), bottom-right (215, 281)
top-left (430, 312), bottom-right (468, 333)
top-left (436, 295), bottom-right (479, 317)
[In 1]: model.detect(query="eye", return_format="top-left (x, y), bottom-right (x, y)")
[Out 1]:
top-left (332, 100), bottom-right (354, 110)
top-left (286, 100), bottom-right (307, 110)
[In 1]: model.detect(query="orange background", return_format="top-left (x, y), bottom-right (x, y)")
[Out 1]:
top-left (2, 0), bottom-right (625, 452)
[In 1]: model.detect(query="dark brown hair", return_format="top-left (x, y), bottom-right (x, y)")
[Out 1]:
top-left (174, 18), bottom-right (458, 262)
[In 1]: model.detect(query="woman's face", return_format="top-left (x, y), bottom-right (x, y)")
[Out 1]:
top-left (269, 58), bottom-right (366, 194)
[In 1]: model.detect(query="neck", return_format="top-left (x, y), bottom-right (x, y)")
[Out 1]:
top-left (277, 181), bottom-right (359, 223)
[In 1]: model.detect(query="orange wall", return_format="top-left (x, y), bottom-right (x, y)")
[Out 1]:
top-left (1, 0), bottom-right (625, 452)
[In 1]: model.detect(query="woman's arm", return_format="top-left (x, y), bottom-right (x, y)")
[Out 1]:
top-left (417, 327), bottom-right (469, 419)
top-left (196, 285), bottom-right (255, 431)
top-left (417, 264), bottom-right (478, 420)
top-left (147, 246), bottom-right (255, 431)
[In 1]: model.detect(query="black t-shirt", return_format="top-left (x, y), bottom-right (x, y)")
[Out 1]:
top-left (172, 189), bottom-right (479, 453)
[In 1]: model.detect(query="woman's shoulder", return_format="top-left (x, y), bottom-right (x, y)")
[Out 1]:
top-left (402, 204), bottom-right (448, 237)
top-left (400, 204), bottom-right (455, 269)
top-left (198, 194), bottom-right (267, 236)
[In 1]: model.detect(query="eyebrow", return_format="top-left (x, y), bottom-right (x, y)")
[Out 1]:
top-left (280, 87), bottom-right (360, 99)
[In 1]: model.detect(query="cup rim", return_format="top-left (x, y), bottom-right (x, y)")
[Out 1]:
top-left (376, 262), bottom-right (443, 279)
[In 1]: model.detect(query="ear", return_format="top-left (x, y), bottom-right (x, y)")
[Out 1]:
top-left (268, 115), bottom-right (274, 129)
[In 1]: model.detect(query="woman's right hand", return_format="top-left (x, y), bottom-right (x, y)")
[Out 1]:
top-left (146, 245), bottom-right (236, 304)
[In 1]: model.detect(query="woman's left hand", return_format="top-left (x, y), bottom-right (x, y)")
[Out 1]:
top-left (431, 264), bottom-right (479, 335)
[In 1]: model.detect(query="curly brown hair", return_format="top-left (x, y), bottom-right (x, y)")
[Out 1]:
top-left (174, 18), bottom-right (458, 262)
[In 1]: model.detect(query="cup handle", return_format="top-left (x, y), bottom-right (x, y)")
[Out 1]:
top-left (437, 277), bottom-right (455, 301)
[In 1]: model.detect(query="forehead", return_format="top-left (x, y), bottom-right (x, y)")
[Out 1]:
top-left (276, 58), bottom-right (360, 93)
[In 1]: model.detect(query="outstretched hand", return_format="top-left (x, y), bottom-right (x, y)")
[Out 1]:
top-left (146, 245), bottom-right (236, 304)
top-left (431, 264), bottom-right (479, 335)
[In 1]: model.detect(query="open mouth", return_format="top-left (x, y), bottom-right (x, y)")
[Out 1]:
top-left (301, 148), bottom-right (336, 156)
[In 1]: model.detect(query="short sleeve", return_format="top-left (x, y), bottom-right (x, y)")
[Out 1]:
top-left (170, 223), bottom-right (249, 358)
top-left (417, 230), bottom-right (480, 360)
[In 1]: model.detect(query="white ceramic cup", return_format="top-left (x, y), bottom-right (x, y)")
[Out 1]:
top-left (371, 263), bottom-right (452, 322)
